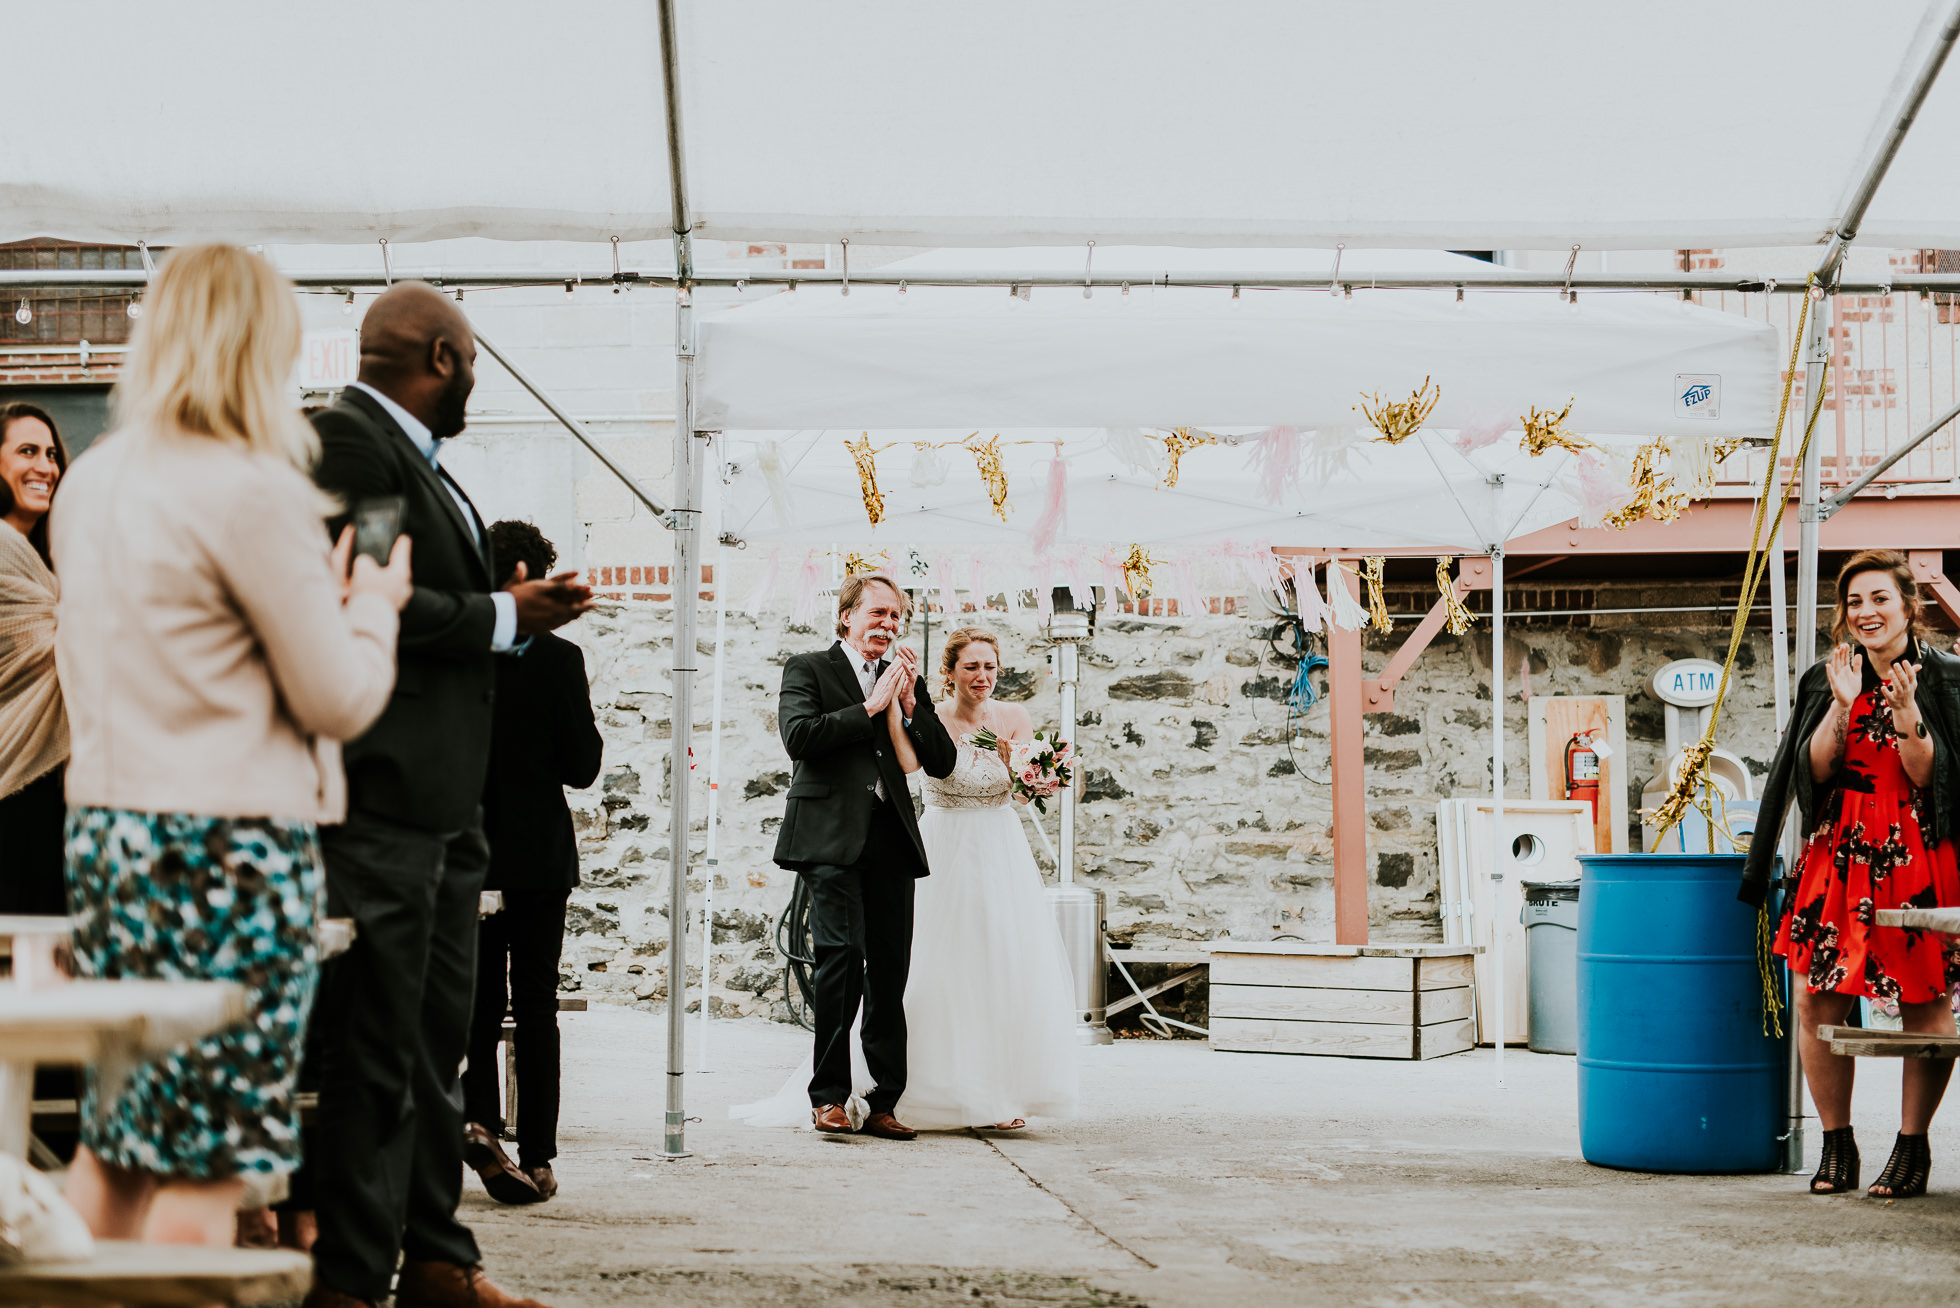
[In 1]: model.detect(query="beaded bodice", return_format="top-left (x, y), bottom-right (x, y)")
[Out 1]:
top-left (923, 738), bottom-right (1013, 810)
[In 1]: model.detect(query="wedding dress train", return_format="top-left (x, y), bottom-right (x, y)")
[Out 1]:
top-left (733, 738), bottom-right (1079, 1129)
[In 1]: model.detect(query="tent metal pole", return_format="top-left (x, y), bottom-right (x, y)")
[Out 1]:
top-left (1815, 0), bottom-right (1960, 284)
top-left (657, 0), bottom-right (698, 1162)
top-left (23, 267), bottom-right (1960, 295)
top-left (1489, 545), bottom-right (1505, 1086)
top-left (471, 328), bottom-right (672, 520)
top-left (1785, 291), bottom-right (1832, 1175)
top-left (1822, 393), bottom-right (1960, 517)
top-left (699, 535), bottom-right (729, 1073)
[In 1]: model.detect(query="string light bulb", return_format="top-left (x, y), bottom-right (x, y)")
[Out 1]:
top-left (1455, 285), bottom-right (1464, 307)
top-left (342, 292), bottom-right (355, 316)
top-left (1567, 289), bottom-right (1580, 314)
top-left (1809, 284), bottom-right (1826, 302)
top-left (13, 299), bottom-right (29, 326)
top-left (126, 297), bottom-right (142, 320)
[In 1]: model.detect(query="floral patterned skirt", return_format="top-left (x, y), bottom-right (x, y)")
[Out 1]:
top-left (64, 807), bottom-right (321, 1179)
top-left (1776, 787), bottom-right (1960, 1005)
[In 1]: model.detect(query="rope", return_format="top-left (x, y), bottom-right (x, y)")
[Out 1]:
top-left (1645, 273), bottom-right (1829, 1037)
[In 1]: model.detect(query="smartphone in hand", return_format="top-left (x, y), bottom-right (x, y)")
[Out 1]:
top-left (350, 496), bottom-right (405, 568)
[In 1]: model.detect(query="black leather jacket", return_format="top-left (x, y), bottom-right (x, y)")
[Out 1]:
top-left (1739, 640), bottom-right (1960, 907)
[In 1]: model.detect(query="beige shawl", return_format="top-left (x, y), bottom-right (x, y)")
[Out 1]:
top-left (0, 522), bottom-right (65, 800)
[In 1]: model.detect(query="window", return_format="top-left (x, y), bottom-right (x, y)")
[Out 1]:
top-left (0, 241), bottom-right (145, 345)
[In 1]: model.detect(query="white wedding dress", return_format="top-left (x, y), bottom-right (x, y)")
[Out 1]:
top-left (732, 735), bottom-right (1080, 1129)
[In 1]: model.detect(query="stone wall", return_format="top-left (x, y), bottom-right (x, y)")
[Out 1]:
top-left (552, 581), bottom-right (1794, 1020)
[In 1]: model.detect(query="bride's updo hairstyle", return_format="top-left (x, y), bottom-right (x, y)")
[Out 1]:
top-left (939, 626), bottom-right (1002, 698)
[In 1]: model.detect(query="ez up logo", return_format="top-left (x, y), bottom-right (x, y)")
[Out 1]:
top-left (1675, 374), bottom-right (1720, 419)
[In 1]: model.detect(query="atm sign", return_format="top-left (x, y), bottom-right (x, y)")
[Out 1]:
top-left (1651, 657), bottom-right (1724, 708)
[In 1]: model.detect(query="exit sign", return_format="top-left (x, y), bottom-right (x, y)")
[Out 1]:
top-left (299, 329), bottom-right (359, 390)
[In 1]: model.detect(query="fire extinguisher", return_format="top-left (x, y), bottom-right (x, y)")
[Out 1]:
top-left (1566, 730), bottom-right (1602, 823)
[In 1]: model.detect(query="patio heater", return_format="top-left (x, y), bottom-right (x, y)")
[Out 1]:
top-left (1044, 586), bottom-right (1113, 1045)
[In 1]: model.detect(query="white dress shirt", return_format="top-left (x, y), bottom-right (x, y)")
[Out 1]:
top-left (348, 381), bottom-right (516, 652)
top-left (836, 637), bottom-right (894, 800)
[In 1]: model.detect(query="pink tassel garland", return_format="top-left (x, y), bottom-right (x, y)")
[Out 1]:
top-left (1169, 556), bottom-right (1205, 617)
top-left (1029, 455), bottom-right (1070, 553)
top-left (1294, 557), bottom-right (1329, 632)
top-left (1247, 426), bottom-right (1305, 505)
top-left (742, 547), bottom-right (781, 617)
top-left (790, 550), bottom-right (824, 626)
top-left (932, 552), bottom-right (959, 619)
top-left (1451, 414), bottom-right (1510, 456)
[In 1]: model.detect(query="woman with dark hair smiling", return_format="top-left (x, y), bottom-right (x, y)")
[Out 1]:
top-left (1743, 549), bottom-right (1960, 1200)
top-left (0, 401), bottom-right (70, 915)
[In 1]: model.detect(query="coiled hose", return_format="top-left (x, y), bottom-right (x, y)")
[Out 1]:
top-left (774, 877), bottom-right (818, 1031)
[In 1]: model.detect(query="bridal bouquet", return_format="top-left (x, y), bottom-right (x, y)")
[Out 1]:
top-left (971, 727), bottom-right (1075, 813)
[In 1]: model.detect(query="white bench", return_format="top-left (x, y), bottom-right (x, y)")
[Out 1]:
top-left (0, 973), bottom-right (310, 1304)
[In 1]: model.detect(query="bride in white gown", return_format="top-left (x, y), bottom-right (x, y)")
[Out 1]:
top-left (733, 625), bottom-right (1079, 1130)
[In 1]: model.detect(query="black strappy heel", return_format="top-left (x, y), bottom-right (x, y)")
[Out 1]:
top-left (1811, 1126), bottom-right (1859, 1194)
top-left (1869, 1132), bottom-right (1931, 1198)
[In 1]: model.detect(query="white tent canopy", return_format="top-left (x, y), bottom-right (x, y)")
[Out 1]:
top-left (699, 248), bottom-right (1778, 441)
top-left (705, 248), bottom-right (1781, 553)
top-left (7, 1), bottom-right (1960, 250)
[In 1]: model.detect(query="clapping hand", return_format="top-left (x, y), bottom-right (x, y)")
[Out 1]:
top-left (1825, 643), bottom-right (1865, 708)
top-left (865, 658), bottom-right (906, 715)
top-left (1881, 658), bottom-right (1922, 719)
top-left (892, 646), bottom-right (920, 718)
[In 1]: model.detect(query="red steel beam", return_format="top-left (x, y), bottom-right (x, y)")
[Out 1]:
top-left (1324, 556), bottom-right (1369, 946)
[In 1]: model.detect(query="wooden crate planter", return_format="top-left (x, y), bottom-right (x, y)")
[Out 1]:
top-left (1208, 943), bottom-right (1479, 1060)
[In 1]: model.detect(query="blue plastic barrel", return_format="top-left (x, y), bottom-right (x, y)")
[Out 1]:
top-left (1576, 853), bottom-right (1785, 1173)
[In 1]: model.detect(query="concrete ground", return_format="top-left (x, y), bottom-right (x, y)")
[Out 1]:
top-left (466, 1006), bottom-right (1960, 1307)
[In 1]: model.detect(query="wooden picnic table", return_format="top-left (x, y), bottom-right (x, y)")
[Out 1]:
top-left (1874, 907), bottom-right (1960, 933)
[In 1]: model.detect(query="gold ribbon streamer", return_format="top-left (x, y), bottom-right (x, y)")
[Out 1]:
top-left (1436, 556), bottom-right (1474, 636)
top-left (842, 551), bottom-right (882, 576)
top-left (1122, 544), bottom-right (1156, 600)
top-left (1600, 438), bottom-right (1693, 530)
top-left (1160, 428), bottom-right (1217, 489)
top-left (1361, 556), bottom-right (1391, 633)
top-left (846, 433), bottom-right (886, 527)
top-left (1356, 377), bottom-right (1440, 444)
top-left (965, 434), bottom-right (1013, 521)
top-left (1518, 399), bottom-right (1594, 456)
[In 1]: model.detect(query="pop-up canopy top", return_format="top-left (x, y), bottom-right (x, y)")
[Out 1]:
top-left (7, 0), bottom-right (1960, 252)
top-left (706, 248), bottom-right (1781, 556)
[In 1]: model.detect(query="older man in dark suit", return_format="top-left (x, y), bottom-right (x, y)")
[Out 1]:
top-left (305, 283), bottom-right (591, 1308)
top-left (773, 573), bottom-right (958, 1140)
top-left (463, 520), bottom-right (602, 1207)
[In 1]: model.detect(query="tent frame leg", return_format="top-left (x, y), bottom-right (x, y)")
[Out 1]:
top-left (656, 0), bottom-right (697, 1162)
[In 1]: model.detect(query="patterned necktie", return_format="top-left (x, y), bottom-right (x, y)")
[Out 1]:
top-left (867, 658), bottom-right (887, 801)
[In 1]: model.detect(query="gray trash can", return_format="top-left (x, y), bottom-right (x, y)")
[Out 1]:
top-left (1521, 879), bottom-right (1581, 1055)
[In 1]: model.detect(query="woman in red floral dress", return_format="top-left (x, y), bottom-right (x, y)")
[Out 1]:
top-left (1772, 551), bottom-right (1960, 1198)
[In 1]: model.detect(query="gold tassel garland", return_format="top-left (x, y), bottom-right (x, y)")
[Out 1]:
top-left (1600, 438), bottom-right (1692, 530)
top-left (1436, 556), bottom-right (1474, 636)
top-left (1356, 377), bottom-right (1440, 444)
top-left (1122, 544), bottom-right (1156, 600)
top-left (1361, 556), bottom-right (1392, 633)
top-left (1518, 399), bottom-right (1593, 456)
top-left (1159, 428), bottom-right (1217, 489)
top-left (846, 433), bottom-right (886, 527)
top-left (842, 551), bottom-right (884, 576)
top-left (965, 433), bottom-right (1013, 522)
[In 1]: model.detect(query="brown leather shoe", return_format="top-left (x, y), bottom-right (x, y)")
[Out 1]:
top-left (395, 1260), bottom-right (550, 1308)
top-left (463, 1122), bottom-right (543, 1205)
top-left (860, 1111), bottom-right (917, 1141)
top-left (812, 1103), bottom-right (854, 1134)
top-left (524, 1164), bottom-right (557, 1200)
top-left (301, 1286), bottom-right (378, 1308)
